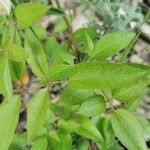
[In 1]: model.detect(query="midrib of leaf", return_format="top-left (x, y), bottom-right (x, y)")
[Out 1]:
top-left (36, 93), bottom-right (48, 125)
top-left (25, 43), bottom-right (45, 77)
top-left (25, 30), bottom-right (49, 77)
top-left (71, 71), bottom-right (147, 81)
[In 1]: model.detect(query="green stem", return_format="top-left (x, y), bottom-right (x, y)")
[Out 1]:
top-left (119, 30), bottom-right (142, 63)
top-left (54, 0), bottom-right (80, 63)
top-left (101, 89), bottom-right (115, 112)
top-left (119, 10), bottom-right (150, 63)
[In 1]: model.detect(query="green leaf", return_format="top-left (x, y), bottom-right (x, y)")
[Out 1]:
top-left (74, 115), bottom-right (104, 142)
top-left (1, 25), bottom-right (10, 47)
top-left (44, 106), bottom-right (55, 128)
top-left (75, 27), bottom-right (97, 44)
top-left (117, 64), bottom-right (150, 110)
top-left (15, 2), bottom-right (49, 29)
top-left (31, 25), bottom-right (47, 40)
top-left (111, 109), bottom-right (147, 150)
top-left (119, 32), bottom-right (142, 63)
top-left (45, 64), bottom-right (71, 82)
top-left (41, 64), bottom-right (72, 86)
top-left (8, 43), bottom-right (28, 62)
top-left (127, 63), bottom-right (150, 73)
top-left (74, 27), bottom-right (97, 52)
top-left (112, 80), bottom-right (149, 102)
top-left (8, 30), bottom-right (27, 81)
top-left (59, 86), bottom-right (93, 107)
top-left (56, 132), bottom-right (72, 150)
top-left (49, 131), bottom-right (72, 150)
top-left (46, 37), bottom-right (74, 65)
top-left (135, 115), bottom-right (150, 140)
top-left (27, 89), bottom-right (49, 142)
top-left (54, 18), bottom-right (68, 33)
top-left (77, 95), bottom-right (106, 117)
top-left (59, 119), bottom-right (80, 133)
top-left (1, 25), bottom-right (20, 48)
top-left (49, 103), bottom-right (73, 120)
top-left (31, 137), bottom-right (47, 150)
top-left (85, 33), bottom-right (94, 55)
top-left (92, 32), bottom-right (135, 59)
top-left (125, 97), bottom-right (144, 112)
top-left (49, 131), bottom-right (61, 143)
top-left (68, 61), bottom-right (148, 89)
top-left (48, 7), bottom-right (65, 16)
top-left (94, 116), bottom-right (118, 150)
top-left (13, 30), bottom-right (22, 46)
top-left (75, 138), bottom-right (89, 150)
top-left (0, 96), bottom-right (21, 150)
top-left (24, 29), bottom-right (49, 78)
top-left (10, 132), bottom-right (27, 150)
top-left (59, 116), bottom-right (104, 143)
top-left (9, 61), bottom-right (26, 81)
top-left (0, 51), bottom-right (12, 100)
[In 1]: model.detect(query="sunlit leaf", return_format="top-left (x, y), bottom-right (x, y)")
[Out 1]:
top-left (15, 2), bottom-right (49, 29)
top-left (111, 109), bottom-right (147, 150)
top-left (0, 96), bottom-right (21, 150)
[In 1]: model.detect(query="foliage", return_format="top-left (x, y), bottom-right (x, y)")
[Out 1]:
top-left (79, 0), bottom-right (144, 32)
top-left (0, 0), bottom-right (149, 150)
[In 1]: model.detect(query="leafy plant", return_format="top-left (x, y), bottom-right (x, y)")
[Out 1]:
top-left (79, 0), bottom-right (144, 32)
top-left (0, 0), bottom-right (150, 150)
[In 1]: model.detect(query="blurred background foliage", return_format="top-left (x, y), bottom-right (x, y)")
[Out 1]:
top-left (79, 0), bottom-right (144, 32)
top-left (13, 0), bottom-right (145, 33)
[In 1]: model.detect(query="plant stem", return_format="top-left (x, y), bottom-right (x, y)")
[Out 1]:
top-left (119, 10), bottom-right (150, 63)
top-left (101, 89), bottom-right (115, 112)
top-left (54, 0), bottom-right (80, 63)
top-left (119, 30), bottom-right (142, 63)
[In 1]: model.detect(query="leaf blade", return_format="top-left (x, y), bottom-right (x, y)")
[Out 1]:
top-left (75, 115), bottom-right (104, 142)
top-left (59, 86), bottom-right (93, 107)
top-left (111, 109), bottom-right (147, 150)
top-left (15, 2), bottom-right (49, 29)
top-left (8, 43), bottom-right (28, 62)
top-left (27, 89), bottom-right (49, 142)
top-left (24, 29), bottom-right (49, 78)
top-left (77, 95), bottom-right (106, 117)
top-left (92, 32), bottom-right (136, 59)
top-left (0, 96), bottom-right (21, 150)
top-left (68, 61), bottom-right (148, 89)
top-left (0, 51), bottom-right (12, 100)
